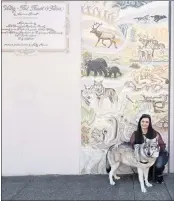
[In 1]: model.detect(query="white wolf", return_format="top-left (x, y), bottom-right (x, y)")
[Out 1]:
top-left (106, 137), bottom-right (160, 193)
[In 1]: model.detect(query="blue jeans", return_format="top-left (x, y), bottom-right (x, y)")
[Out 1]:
top-left (155, 150), bottom-right (169, 169)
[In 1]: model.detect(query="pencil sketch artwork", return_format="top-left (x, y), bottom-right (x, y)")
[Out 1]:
top-left (1, 1), bottom-right (69, 54)
top-left (80, 1), bottom-right (169, 174)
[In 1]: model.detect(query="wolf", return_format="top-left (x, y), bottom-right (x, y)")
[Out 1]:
top-left (151, 15), bottom-right (167, 23)
top-left (106, 137), bottom-right (160, 193)
top-left (81, 85), bottom-right (95, 106)
top-left (93, 80), bottom-right (118, 108)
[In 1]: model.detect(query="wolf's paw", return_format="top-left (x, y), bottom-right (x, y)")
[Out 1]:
top-left (110, 180), bottom-right (115, 185)
top-left (141, 187), bottom-right (147, 193)
top-left (146, 182), bottom-right (153, 187)
top-left (114, 175), bottom-right (120, 180)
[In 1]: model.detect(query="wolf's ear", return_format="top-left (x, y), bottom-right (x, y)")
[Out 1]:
top-left (151, 135), bottom-right (158, 143)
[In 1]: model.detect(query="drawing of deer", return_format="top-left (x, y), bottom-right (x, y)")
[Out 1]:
top-left (90, 22), bottom-right (117, 48)
top-left (138, 34), bottom-right (165, 59)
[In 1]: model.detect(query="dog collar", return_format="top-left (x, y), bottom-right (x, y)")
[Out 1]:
top-left (140, 161), bottom-right (148, 164)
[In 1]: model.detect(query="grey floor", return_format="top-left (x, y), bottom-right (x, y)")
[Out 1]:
top-left (2, 174), bottom-right (174, 200)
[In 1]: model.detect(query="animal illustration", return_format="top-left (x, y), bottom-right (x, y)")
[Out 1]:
top-left (81, 114), bottom-right (119, 174)
top-left (107, 66), bottom-right (122, 78)
top-left (91, 114), bottom-right (119, 149)
top-left (138, 34), bottom-right (166, 60)
top-left (151, 15), bottom-right (167, 23)
top-left (106, 137), bottom-right (160, 193)
top-left (93, 80), bottom-right (118, 108)
top-left (129, 63), bottom-right (141, 69)
top-left (81, 85), bottom-right (95, 106)
top-left (138, 35), bottom-right (151, 48)
top-left (138, 46), bottom-right (153, 62)
top-left (134, 15), bottom-right (150, 23)
top-left (86, 58), bottom-right (108, 77)
top-left (125, 65), bottom-right (168, 92)
top-left (149, 40), bottom-right (166, 56)
top-left (92, 128), bottom-right (106, 143)
top-left (90, 22), bottom-right (117, 48)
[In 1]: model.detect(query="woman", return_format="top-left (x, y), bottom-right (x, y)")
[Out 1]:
top-left (130, 114), bottom-right (169, 184)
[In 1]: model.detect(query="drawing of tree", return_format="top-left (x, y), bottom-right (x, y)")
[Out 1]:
top-left (83, 51), bottom-right (92, 63)
top-left (82, 52), bottom-right (92, 72)
top-left (86, 5), bottom-right (92, 15)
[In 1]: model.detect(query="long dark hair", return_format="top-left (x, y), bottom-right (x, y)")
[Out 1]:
top-left (135, 114), bottom-right (155, 144)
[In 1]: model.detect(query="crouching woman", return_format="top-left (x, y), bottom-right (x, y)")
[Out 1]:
top-left (130, 114), bottom-right (169, 183)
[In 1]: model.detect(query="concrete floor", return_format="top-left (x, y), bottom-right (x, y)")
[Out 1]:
top-left (2, 174), bottom-right (174, 200)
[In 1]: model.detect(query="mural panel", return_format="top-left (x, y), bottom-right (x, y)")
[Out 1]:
top-left (81, 1), bottom-right (169, 174)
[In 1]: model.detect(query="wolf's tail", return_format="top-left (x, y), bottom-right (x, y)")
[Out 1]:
top-left (106, 144), bottom-right (115, 173)
top-left (106, 153), bottom-right (111, 173)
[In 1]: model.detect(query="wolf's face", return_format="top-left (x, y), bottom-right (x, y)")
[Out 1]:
top-left (94, 80), bottom-right (103, 94)
top-left (143, 137), bottom-right (160, 158)
top-left (81, 85), bottom-right (94, 105)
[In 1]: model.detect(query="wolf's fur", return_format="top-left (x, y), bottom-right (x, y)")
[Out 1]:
top-left (93, 80), bottom-right (118, 107)
top-left (106, 137), bottom-right (160, 193)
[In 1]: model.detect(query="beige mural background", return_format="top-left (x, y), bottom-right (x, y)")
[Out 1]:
top-left (81, 1), bottom-right (169, 174)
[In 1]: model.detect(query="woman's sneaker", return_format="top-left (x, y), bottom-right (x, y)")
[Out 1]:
top-left (156, 174), bottom-right (164, 184)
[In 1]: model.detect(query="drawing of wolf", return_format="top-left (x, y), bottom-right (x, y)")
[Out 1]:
top-left (93, 80), bottom-right (118, 108)
top-left (81, 85), bottom-right (95, 106)
top-left (106, 137), bottom-right (160, 193)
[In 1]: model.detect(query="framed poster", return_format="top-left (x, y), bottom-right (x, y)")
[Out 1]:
top-left (1, 1), bottom-right (70, 54)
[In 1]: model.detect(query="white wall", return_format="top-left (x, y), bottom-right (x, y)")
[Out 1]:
top-left (2, 1), bottom-right (174, 176)
top-left (2, 1), bottom-right (81, 176)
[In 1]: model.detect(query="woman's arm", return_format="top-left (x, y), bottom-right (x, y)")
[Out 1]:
top-left (130, 131), bottom-right (136, 148)
top-left (157, 132), bottom-right (166, 152)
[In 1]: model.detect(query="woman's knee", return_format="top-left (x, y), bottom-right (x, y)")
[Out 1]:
top-left (155, 156), bottom-right (163, 169)
top-left (155, 161), bottom-right (163, 169)
top-left (155, 151), bottom-right (169, 168)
